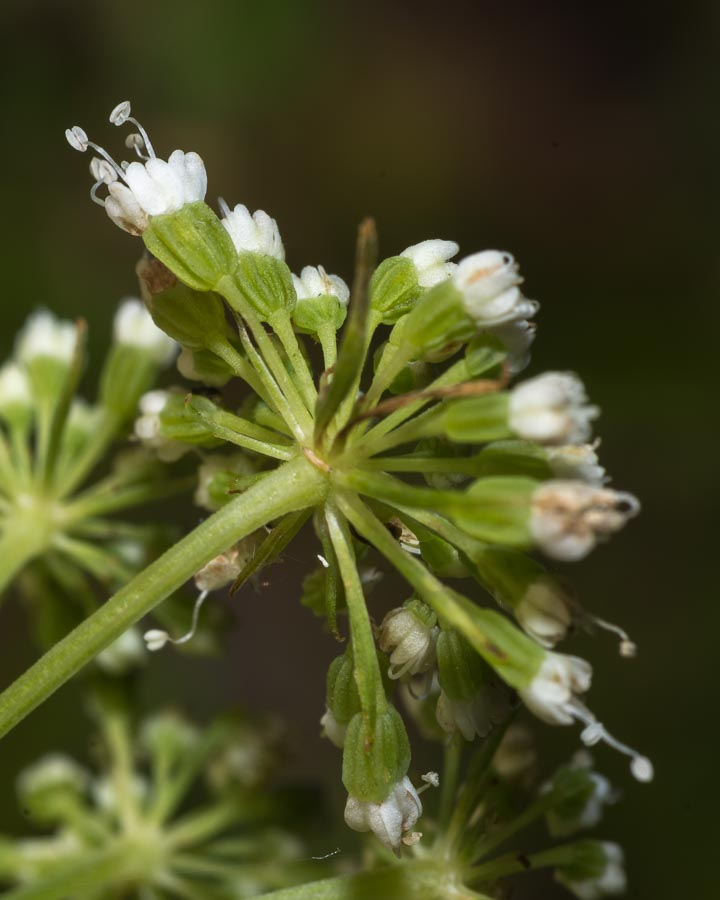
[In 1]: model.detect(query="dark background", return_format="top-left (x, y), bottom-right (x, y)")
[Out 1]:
top-left (0, 1), bottom-right (716, 897)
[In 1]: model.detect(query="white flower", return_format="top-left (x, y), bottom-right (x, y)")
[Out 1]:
top-left (134, 390), bottom-right (188, 462)
top-left (509, 372), bottom-right (599, 445)
top-left (292, 266), bottom-right (350, 304)
top-left (344, 776), bottom-right (422, 854)
top-left (515, 576), bottom-right (573, 647)
top-left (453, 250), bottom-right (538, 327)
top-left (66, 103), bottom-right (206, 234)
top-left (17, 754), bottom-right (89, 799)
top-left (113, 298), bottom-right (177, 364)
top-left (436, 684), bottom-right (511, 741)
top-left (488, 317), bottom-right (537, 374)
top-left (378, 607), bottom-right (438, 679)
top-left (546, 752), bottom-right (617, 837)
top-left (530, 480), bottom-right (640, 561)
top-left (519, 652), bottom-right (592, 725)
top-left (0, 363), bottom-right (32, 411)
top-left (16, 311), bottom-right (76, 364)
top-left (320, 707), bottom-right (347, 748)
top-left (96, 627), bottom-right (146, 675)
top-left (548, 443), bottom-right (607, 486)
top-left (220, 203), bottom-right (284, 259)
top-left (400, 239), bottom-right (459, 288)
top-left (556, 842), bottom-right (627, 899)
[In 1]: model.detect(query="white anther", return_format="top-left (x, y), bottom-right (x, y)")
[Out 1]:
top-left (421, 771), bottom-right (440, 788)
top-left (109, 100), bottom-right (132, 126)
top-left (401, 831), bottom-right (423, 847)
top-left (630, 756), bottom-right (654, 783)
top-left (571, 702), bottom-right (652, 783)
top-left (143, 629), bottom-right (170, 652)
top-left (590, 615), bottom-right (637, 658)
top-left (65, 126), bottom-right (89, 152)
top-left (89, 157), bottom-right (117, 184)
top-left (317, 554), bottom-right (330, 569)
top-left (125, 133), bottom-right (150, 159)
top-left (143, 590), bottom-right (209, 653)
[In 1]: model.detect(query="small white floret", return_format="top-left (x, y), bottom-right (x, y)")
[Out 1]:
top-left (400, 239), bottom-right (459, 288)
top-left (220, 203), bottom-right (285, 259)
top-left (113, 298), bottom-right (177, 364)
top-left (292, 266), bottom-right (350, 304)
top-left (510, 372), bottom-right (599, 445)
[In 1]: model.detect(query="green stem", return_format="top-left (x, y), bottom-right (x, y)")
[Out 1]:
top-left (0, 456), bottom-right (327, 740)
top-left (166, 801), bottom-right (248, 849)
top-left (258, 862), bottom-right (488, 900)
top-left (360, 455), bottom-right (480, 475)
top-left (208, 339), bottom-right (272, 406)
top-left (0, 518), bottom-right (55, 603)
top-left (324, 503), bottom-right (386, 720)
top-left (270, 314), bottom-right (318, 409)
top-left (469, 840), bottom-right (598, 884)
top-left (53, 413), bottom-right (122, 500)
top-left (438, 735), bottom-right (463, 833)
top-left (317, 324), bottom-right (338, 370)
top-left (470, 791), bottom-right (558, 861)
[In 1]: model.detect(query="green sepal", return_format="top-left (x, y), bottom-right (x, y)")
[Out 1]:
top-left (465, 335), bottom-right (509, 377)
top-left (178, 346), bottom-right (234, 387)
top-left (442, 393), bottom-right (512, 443)
top-left (139, 262), bottom-right (230, 351)
top-left (293, 294), bottom-right (347, 335)
top-left (184, 394), bottom-right (293, 452)
top-left (370, 256), bottom-right (422, 324)
top-left (402, 596), bottom-right (437, 631)
top-left (547, 765), bottom-right (603, 836)
top-left (470, 440), bottom-right (553, 479)
top-left (227, 252), bottom-right (296, 322)
top-left (326, 648), bottom-right (362, 726)
top-left (142, 202), bottom-right (238, 292)
top-left (451, 476), bottom-right (538, 546)
top-left (555, 840), bottom-right (613, 883)
top-left (342, 706), bottom-right (411, 803)
top-left (437, 629), bottom-right (493, 701)
top-left (401, 279), bottom-right (476, 353)
top-left (158, 393), bottom-right (222, 447)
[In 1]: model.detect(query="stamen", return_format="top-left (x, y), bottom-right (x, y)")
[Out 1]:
top-left (108, 100), bottom-right (156, 158)
top-left (89, 158), bottom-right (117, 184)
top-left (218, 197), bottom-right (231, 218)
top-left (568, 699), bottom-right (654, 783)
top-left (65, 126), bottom-right (89, 152)
top-left (420, 771), bottom-right (440, 790)
top-left (317, 554), bottom-right (330, 568)
top-left (591, 615), bottom-right (637, 658)
top-left (143, 590), bottom-right (210, 652)
top-left (125, 133), bottom-right (150, 160)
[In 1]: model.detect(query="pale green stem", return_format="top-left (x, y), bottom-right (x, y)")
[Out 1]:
top-left (470, 791), bottom-right (558, 861)
top-left (363, 342), bottom-right (414, 410)
top-left (103, 710), bottom-right (141, 833)
top-left (235, 323), bottom-right (308, 442)
top-left (360, 455), bottom-right (480, 475)
top-left (218, 277), bottom-right (314, 436)
top-left (324, 503), bottom-right (386, 721)
top-left (53, 413), bottom-right (121, 500)
top-left (469, 841), bottom-right (589, 884)
top-left (0, 518), bottom-right (56, 603)
top-left (258, 863), bottom-right (490, 900)
top-left (61, 475), bottom-right (195, 522)
top-left (351, 402), bottom-right (445, 458)
top-left (207, 339), bottom-right (273, 406)
top-left (0, 456), bottom-right (328, 740)
top-left (317, 324), bottom-right (338, 370)
top-left (166, 801), bottom-right (247, 849)
top-left (270, 314), bottom-right (318, 409)
top-left (438, 735), bottom-right (463, 833)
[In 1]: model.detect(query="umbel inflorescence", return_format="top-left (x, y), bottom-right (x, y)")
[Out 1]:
top-left (0, 99), bottom-right (650, 897)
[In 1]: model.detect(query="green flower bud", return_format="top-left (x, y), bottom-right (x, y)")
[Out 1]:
top-left (555, 840), bottom-right (626, 898)
top-left (546, 753), bottom-right (616, 838)
top-left (0, 363), bottom-right (33, 429)
top-left (323, 648), bottom-right (392, 747)
top-left (378, 598), bottom-right (438, 680)
top-left (442, 393), bottom-right (513, 443)
top-left (140, 711), bottom-right (200, 765)
top-left (17, 755), bottom-right (89, 824)
top-left (469, 440), bottom-right (554, 479)
top-left (142, 202), bottom-right (238, 292)
top-left (370, 256), bottom-right (423, 324)
top-left (342, 706), bottom-right (410, 803)
top-left (227, 253), bottom-right (296, 323)
top-left (136, 256), bottom-right (230, 351)
top-left (291, 266), bottom-right (349, 336)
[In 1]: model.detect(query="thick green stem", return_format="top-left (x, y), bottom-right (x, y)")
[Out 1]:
top-left (0, 456), bottom-right (327, 740)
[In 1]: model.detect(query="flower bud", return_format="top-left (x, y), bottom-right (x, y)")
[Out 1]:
top-left (291, 265), bottom-right (349, 335)
top-left (344, 774), bottom-right (422, 855)
top-left (17, 755), bottom-right (89, 824)
top-left (134, 390), bottom-right (220, 461)
top-left (379, 598), bottom-right (438, 680)
top-left (436, 629), bottom-right (511, 741)
top-left (450, 476), bottom-right (539, 547)
top-left (323, 649), bottom-right (362, 747)
top-left (221, 204), bottom-right (285, 259)
top-left (342, 706), bottom-right (410, 804)
top-left (113, 297), bottom-right (177, 364)
top-left (546, 752), bottom-right (616, 837)
top-left (514, 576), bottom-right (574, 647)
top-left (519, 652), bottom-right (592, 725)
top-left (509, 372), bottom-right (599, 445)
top-left (139, 711), bottom-right (200, 764)
top-left (0, 362), bottom-right (33, 428)
top-left (530, 480), bottom-right (640, 561)
top-left (555, 841), bottom-right (626, 899)
top-left (400, 239), bottom-right (459, 288)
top-left (15, 312), bottom-right (78, 405)
top-left (369, 256), bottom-right (423, 325)
top-left (493, 724), bottom-right (537, 780)
top-left (453, 251), bottom-right (537, 327)
top-left (547, 443), bottom-right (607, 486)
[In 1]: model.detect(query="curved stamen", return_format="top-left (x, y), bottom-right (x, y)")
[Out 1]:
top-left (591, 615), bottom-right (637, 658)
top-left (143, 589), bottom-right (210, 652)
top-left (125, 133), bottom-right (150, 161)
top-left (109, 100), bottom-right (156, 158)
top-left (567, 698), bottom-right (653, 783)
